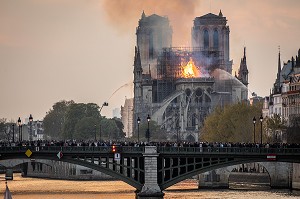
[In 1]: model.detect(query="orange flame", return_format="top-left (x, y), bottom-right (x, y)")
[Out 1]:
top-left (181, 58), bottom-right (199, 78)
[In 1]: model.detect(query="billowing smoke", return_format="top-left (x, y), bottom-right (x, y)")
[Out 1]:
top-left (102, 0), bottom-right (199, 46)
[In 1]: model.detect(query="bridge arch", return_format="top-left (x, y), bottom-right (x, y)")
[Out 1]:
top-left (227, 163), bottom-right (271, 189)
top-left (0, 159), bottom-right (54, 168)
top-left (159, 158), bottom-right (286, 190)
top-left (0, 156), bottom-right (143, 190)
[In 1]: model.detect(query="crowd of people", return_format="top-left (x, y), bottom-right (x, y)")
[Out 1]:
top-left (0, 139), bottom-right (300, 149)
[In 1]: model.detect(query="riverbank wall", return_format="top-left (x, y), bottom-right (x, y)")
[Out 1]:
top-left (293, 163), bottom-right (300, 190)
top-left (25, 160), bottom-right (114, 180)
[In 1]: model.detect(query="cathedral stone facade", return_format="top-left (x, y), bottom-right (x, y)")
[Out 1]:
top-left (125, 11), bottom-right (249, 142)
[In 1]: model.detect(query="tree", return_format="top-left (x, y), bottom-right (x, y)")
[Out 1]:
top-left (112, 117), bottom-right (125, 139)
top-left (63, 103), bottom-right (100, 139)
top-left (0, 118), bottom-right (8, 141)
top-left (201, 102), bottom-right (262, 143)
top-left (43, 100), bottom-right (74, 139)
top-left (265, 114), bottom-right (286, 143)
top-left (0, 119), bottom-right (16, 141)
top-left (286, 116), bottom-right (300, 143)
top-left (95, 117), bottom-right (126, 141)
top-left (74, 117), bottom-right (99, 140)
top-left (131, 121), bottom-right (166, 142)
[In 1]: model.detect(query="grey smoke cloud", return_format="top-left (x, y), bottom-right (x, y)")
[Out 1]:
top-left (102, 0), bottom-right (199, 46)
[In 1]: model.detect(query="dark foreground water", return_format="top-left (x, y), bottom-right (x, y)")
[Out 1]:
top-left (1, 174), bottom-right (299, 199)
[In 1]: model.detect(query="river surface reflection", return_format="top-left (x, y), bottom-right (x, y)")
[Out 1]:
top-left (1, 174), bottom-right (299, 199)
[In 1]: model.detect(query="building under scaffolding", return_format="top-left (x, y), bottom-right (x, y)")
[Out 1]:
top-left (154, 47), bottom-right (225, 103)
top-left (128, 11), bottom-right (249, 142)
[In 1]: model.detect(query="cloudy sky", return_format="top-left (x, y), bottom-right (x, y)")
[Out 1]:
top-left (1, 0), bottom-right (299, 122)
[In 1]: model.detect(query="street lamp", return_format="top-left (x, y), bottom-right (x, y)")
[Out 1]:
top-left (253, 117), bottom-right (256, 143)
top-left (21, 124), bottom-right (23, 142)
top-left (137, 117), bottom-right (141, 142)
top-left (94, 124), bottom-right (97, 141)
top-left (17, 117), bottom-right (21, 142)
top-left (176, 123), bottom-right (180, 143)
top-left (29, 114), bottom-right (33, 141)
top-left (146, 115), bottom-right (151, 143)
top-left (12, 124), bottom-right (15, 143)
top-left (260, 115), bottom-right (263, 144)
top-left (99, 124), bottom-right (102, 143)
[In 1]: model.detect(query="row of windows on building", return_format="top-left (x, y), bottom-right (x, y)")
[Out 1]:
top-left (203, 29), bottom-right (219, 49)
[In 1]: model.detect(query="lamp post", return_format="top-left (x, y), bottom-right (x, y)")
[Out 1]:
top-left (94, 124), bottom-right (97, 141)
top-left (17, 117), bottom-right (21, 142)
top-left (260, 115), bottom-right (263, 144)
top-left (147, 115), bottom-right (151, 143)
top-left (99, 124), bottom-right (102, 142)
top-left (137, 117), bottom-right (141, 143)
top-left (12, 124), bottom-right (15, 143)
top-left (176, 124), bottom-right (180, 143)
top-left (29, 114), bottom-right (33, 141)
top-left (253, 117), bottom-right (256, 143)
top-left (21, 124), bottom-right (23, 142)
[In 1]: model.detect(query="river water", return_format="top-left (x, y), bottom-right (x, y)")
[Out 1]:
top-left (1, 174), bottom-right (299, 199)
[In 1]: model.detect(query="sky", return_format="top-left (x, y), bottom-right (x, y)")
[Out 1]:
top-left (0, 0), bottom-right (300, 122)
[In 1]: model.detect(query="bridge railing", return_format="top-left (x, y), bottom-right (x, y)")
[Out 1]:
top-left (0, 146), bottom-right (145, 154)
top-left (1, 146), bottom-right (300, 155)
top-left (157, 147), bottom-right (300, 154)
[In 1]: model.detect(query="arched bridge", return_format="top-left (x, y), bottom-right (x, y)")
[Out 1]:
top-left (1, 146), bottom-right (300, 198)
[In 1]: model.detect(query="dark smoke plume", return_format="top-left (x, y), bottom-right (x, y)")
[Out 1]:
top-left (102, 0), bottom-right (199, 46)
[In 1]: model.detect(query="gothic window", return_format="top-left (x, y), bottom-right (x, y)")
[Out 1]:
top-left (203, 29), bottom-right (209, 49)
top-left (213, 29), bottom-right (219, 49)
top-left (185, 88), bottom-right (191, 96)
top-left (192, 113), bottom-right (197, 126)
top-left (195, 88), bottom-right (203, 97)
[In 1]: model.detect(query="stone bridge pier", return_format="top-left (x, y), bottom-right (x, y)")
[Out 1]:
top-left (137, 146), bottom-right (164, 199)
top-left (198, 162), bottom-right (293, 189)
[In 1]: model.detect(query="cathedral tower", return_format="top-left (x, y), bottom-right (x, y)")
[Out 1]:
top-left (136, 11), bottom-right (173, 73)
top-left (191, 10), bottom-right (232, 73)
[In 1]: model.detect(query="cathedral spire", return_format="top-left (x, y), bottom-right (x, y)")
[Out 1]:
top-left (276, 47), bottom-right (281, 83)
top-left (134, 46), bottom-right (142, 72)
top-left (273, 47), bottom-right (282, 94)
top-left (141, 10), bottom-right (146, 19)
top-left (219, 9), bottom-right (223, 17)
top-left (238, 47), bottom-right (249, 86)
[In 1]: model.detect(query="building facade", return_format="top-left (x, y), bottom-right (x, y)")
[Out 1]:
top-left (121, 98), bottom-right (134, 138)
top-left (263, 49), bottom-right (300, 141)
top-left (127, 11), bottom-right (249, 142)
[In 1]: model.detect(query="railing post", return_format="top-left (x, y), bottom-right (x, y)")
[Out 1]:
top-left (137, 146), bottom-right (164, 199)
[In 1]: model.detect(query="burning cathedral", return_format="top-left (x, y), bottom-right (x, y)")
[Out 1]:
top-left (122, 10), bottom-right (249, 141)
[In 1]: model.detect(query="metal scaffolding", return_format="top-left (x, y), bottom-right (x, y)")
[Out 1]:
top-left (154, 47), bottom-right (224, 103)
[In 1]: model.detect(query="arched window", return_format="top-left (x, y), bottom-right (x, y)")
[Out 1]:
top-left (203, 29), bottom-right (209, 48)
top-left (213, 29), bottom-right (219, 49)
